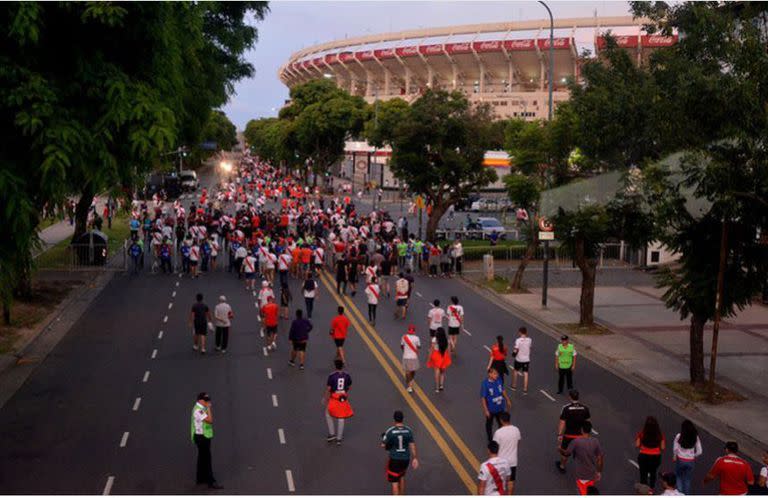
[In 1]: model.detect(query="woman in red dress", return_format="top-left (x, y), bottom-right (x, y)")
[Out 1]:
top-left (427, 327), bottom-right (451, 392)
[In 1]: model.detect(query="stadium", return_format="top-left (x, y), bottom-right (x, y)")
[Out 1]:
top-left (278, 16), bottom-right (677, 121)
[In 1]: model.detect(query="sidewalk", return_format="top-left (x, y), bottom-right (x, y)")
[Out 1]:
top-left (466, 278), bottom-right (768, 461)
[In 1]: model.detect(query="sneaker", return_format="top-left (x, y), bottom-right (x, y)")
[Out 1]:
top-left (201, 349), bottom-right (207, 354)
top-left (523, 390), bottom-right (528, 395)
top-left (555, 461), bottom-right (566, 474)
top-left (215, 346), bottom-right (221, 351)
top-left (435, 388), bottom-right (440, 393)
top-left (192, 345), bottom-right (199, 351)
top-left (288, 361), bottom-right (295, 367)
top-left (336, 438), bottom-right (343, 446)
top-left (406, 386), bottom-right (413, 393)
top-left (510, 386), bottom-right (517, 391)
top-left (221, 349), bottom-right (227, 354)
top-left (299, 364), bottom-right (305, 370)
top-left (326, 434), bottom-right (336, 442)
top-left (439, 385), bottom-right (444, 391)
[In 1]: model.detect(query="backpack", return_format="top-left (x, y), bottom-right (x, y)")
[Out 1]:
top-left (181, 245), bottom-right (191, 257)
top-left (160, 245), bottom-right (170, 258)
top-left (130, 243), bottom-right (141, 257)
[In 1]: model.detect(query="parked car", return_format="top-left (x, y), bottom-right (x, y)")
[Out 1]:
top-left (179, 170), bottom-right (199, 192)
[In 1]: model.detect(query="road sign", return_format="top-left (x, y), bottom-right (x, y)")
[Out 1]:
top-left (538, 217), bottom-right (554, 232)
top-left (539, 231), bottom-right (555, 241)
top-left (415, 195), bottom-right (425, 209)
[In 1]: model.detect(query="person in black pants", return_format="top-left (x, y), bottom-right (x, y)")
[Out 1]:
top-left (191, 393), bottom-right (222, 489)
top-left (335, 255), bottom-right (348, 295)
top-left (635, 416), bottom-right (665, 489)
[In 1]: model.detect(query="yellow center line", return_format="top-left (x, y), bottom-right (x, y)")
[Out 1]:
top-left (316, 270), bottom-right (477, 494)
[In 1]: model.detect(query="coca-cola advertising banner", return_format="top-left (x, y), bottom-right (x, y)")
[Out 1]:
top-left (641, 34), bottom-right (678, 47)
top-left (338, 52), bottom-right (355, 62)
top-left (536, 37), bottom-right (571, 49)
top-left (504, 39), bottom-right (535, 51)
top-left (312, 57), bottom-right (324, 67)
top-left (596, 35), bottom-right (639, 49)
top-left (355, 50), bottom-right (375, 61)
top-left (420, 44), bottom-right (444, 56)
top-left (373, 48), bottom-right (396, 60)
top-left (445, 42), bottom-right (472, 54)
top-left (473, 40), bottom-right (502, 53)
top-left (395, 46), bottom-right (420, 57)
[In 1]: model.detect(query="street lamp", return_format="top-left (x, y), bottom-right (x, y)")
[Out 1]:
top-left (538, 0), bottom-right (554, 307)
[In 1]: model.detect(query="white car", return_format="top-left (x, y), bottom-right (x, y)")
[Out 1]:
top-left (476, 217), bottom-right (507, 238)
top-left (179, 170), bottom-right (199, 192)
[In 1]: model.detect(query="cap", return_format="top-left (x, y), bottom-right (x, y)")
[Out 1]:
top-left (219, 295), bottom-right (226, 302)
top-left (561, 335), bottom-right (569, 340)
top-left (407, 324), bottom-right (416, 332)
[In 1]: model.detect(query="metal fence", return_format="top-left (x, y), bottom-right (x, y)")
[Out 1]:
top-left (37, 242), bottom-right (128, 271)
top-left (461, 242), bottom-right (646, 269)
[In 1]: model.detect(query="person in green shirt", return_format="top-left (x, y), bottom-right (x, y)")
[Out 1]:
top-left (396, 241), bottom-right (408, 271)
top-left (412, 240), bottom-right (424, 273)
top-left (555, 335), bottom-right (577, 394)
top-left (191, 393), bottom-right (222, 489)
top-left (381, 410), bottom-right (419, 495)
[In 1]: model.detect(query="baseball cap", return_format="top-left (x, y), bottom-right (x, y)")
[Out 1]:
top-left (561, 335), bottom-right (569, 340)
top-left (219, 295), bottom-right (226, 302)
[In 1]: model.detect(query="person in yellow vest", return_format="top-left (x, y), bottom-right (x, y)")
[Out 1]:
top-left (191, 393), bottom-right (223, 489)
top-left (555, 335), bottom-right (577, 394)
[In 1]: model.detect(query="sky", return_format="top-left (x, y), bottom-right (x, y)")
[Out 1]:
top-left (222, 0), bottom-right (635, 130)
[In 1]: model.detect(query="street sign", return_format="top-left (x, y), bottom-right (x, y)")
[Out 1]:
top-left (415, 195), bottom-right (425, 209)
top-left (538, 217), bottom-right (554, 232)
top-left (539, 231), bottom-right (555, 241)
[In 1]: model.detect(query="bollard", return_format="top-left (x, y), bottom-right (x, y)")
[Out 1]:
top-left (483, 253), bottom-right (494, 282)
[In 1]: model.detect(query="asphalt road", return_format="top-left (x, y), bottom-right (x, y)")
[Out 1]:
top-left (0, 168), bottom-right (744, 495)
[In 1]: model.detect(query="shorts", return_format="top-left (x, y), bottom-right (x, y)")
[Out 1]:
top-left (429, 328), bottom-right (437, 338)
top-left (194, 325), bottom-right (207, 336)
top-left (190, 260), bottom-right (199, 267)
top-left (334, 338), bottom-right (346, 347)
top-left (396, 298), bottom-right (407, 307)
top-left (265, 325), bottom-right (278, 336)
top-left (402, 357), bottom-right (419, 372)
top-left (386, 458), bottom-right (410, 482)
top-left (509, 466), bottom-right (517, 481)
top-left (561, 435), bottom-right (580, 450)
top-left (448, 326), bottom-right (460, 336)
top-left (514, 361), bottom-right (530, 372)
top-left (245, 272), bottom-right (255, 280)
top-left (292, 341), bottom-right (307, 351)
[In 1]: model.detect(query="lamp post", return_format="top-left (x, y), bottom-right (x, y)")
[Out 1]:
top-left (538, 0), bottom-right (554, 307)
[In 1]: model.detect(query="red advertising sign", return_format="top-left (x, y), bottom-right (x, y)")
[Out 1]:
top-left (355, 50), bottom-right (375, 61)
top-left (445, 42), bottom-right (472, 54)
top-left (472, 40), bottom-right (502, 53)
top-left (596, 35), bottom-right (638, 49)
top-left (338, 52), bottom-right (355, 62)
top-left (537, 37), bottom-right (571, 49)
top-left (641, 34), bottom-right (678, 47)
top-left (504, 39), bottom-right (535, 51)
top-left (312, 57), bottom-right (325, 67)
top-left (395, 46), bottom-right (419, 58)
top-left (302, 60), bottom-right (312, 69)
top-left (419, 44), bottom-right (444, 56)
top-left (374, 48), bottom-right (396, 60)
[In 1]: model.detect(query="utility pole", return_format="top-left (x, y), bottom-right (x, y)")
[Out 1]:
top-left (539, 0), bottom-right (554, 308)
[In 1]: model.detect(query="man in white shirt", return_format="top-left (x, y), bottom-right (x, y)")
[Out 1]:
top-left (446, 296), bottom-right (464, 352)
top-left (213, 296), bottom-right (234, 353)
top-left (427, 299), bottom-right (445, 338)
top-left (277, 250), bottom-right (292, 287)
top-left (400, 325), bottom-right (421, 393)
top-left (365, 276), bottom-right (380, 325)
top-left (258, 280), bottom-right (275, 309)
top-left (493, 412), bottom-right (521, 494)
top-left (477, 441), bottom-right (511, 495)
top-left (512, 327), bottom-right (532, 394)
top-left (234, 244), bottom-right (247, 279)
top-left (394, 273), bottom-right (410, 319)
top-left (241, 252), bottom-right (258, 290)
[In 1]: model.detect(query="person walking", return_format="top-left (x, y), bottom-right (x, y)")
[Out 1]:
top-left (477, 440), bottom-right (511, 496)
top-left (400, 325), bottom-right (421, 393)
top-left (704, 441), bottom-right (754, 495)
top-left (556, 389), bottom-right (591, 474)
top-left (427, 300), bottom-right (445, 339)
top-left (279, 283), bottom-right (292, 320)
top-left (635, 416), bottom-right (665, 489)
top-left (261, 296), bottom-right (280, 352)
top-left (427, 328), bottom-right (451, 392)
top-left (365, 276), bottom-right (381, 325)
top-left (324, 359), bottom-right (353, 446)
top-left (381, 410), bottom-right (419, 495)
top-left (330, 306), bottom-right (351, 364)
top-left (394, 273), bottom-right (410, 319)
top-left (303, 272), bottom-right (318, 319)
top-left (555, 335), bottom-right (577, 394)
top-left (288, 309), bottom-right (312, 370)
top-left (493, 412), bottom-right (521, 495)
top-left (486, 336), bottom-right (510, 387)
top-left (446, 296), bottom-right (464, 352)
top-left (673, 419), bottom-right (703, 495)
top-left (213, 295), bottom-right (234, 353)
top-left (241, 250), bottom-right (258, 290)
top-left (191, 392), bottom-right (222, 489)
top-left (189, 293), bottom-right (211, 354)
top-left (335, 254), bottom-right (348, 295)
top-left (481, 367), bottom-right (511, 443)
top-left (559, 421), bottom-right (604, 496)
top-left (511, 327), bottom-right (532, 394)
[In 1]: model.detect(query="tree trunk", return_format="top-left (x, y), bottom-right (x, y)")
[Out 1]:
top-left (2, 299), bottom-right (10, 326)
top-left (510, 217), bottom-right (538, 290)
top-left (73, 183), bottom-right (95, 241)
top-left (689, 314), bottom-right (707, 385)
top-left (574, 236), bottom-right (597, 326)
top-left (426, 203), bottom-right (448, 242)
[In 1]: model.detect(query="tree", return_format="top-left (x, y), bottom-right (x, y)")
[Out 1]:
top-left (201, 110), bottom-right (238, 151)
top-left (375, 90), bottom-right (497, 241)
top-left (245, 117), bottom-right (296, 170)
top-left (504, 174), bottom-right (540, 290)
top-left (364, 98), bottom-right (410, 148)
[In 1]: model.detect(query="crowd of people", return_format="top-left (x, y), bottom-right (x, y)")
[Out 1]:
top-left (127, 153), bottom-right (766, 496)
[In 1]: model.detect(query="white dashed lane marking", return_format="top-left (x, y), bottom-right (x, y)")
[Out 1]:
top-left (628, 459), bottom-right (639, 469)
top-left (102, 476), bottom-right (115, 495)
top-left (158, 330), bottom-right (163, 339)
top-left (168, 303), bottom-right (173, 310)
top-left (163, 315), bottom-right (168, 323)
top-left (463, 328), bottom-right (472, 336)
top-left (416, 292), bottom-right (423, 298)
top-left (119, 431), bottom-right (129, 448)
top-left (263, 347), bottom-right (268, 357)
top-left (143, 371), bottom-right (150, 383)
top-left (132, 397), bottom-right (141, 411)
top-left (483, 345), bottom-right (492, 352)
top-left (151, 349), bottom-right (158, 359)
top-left (278, 428), bottom-right (286, 444)
top-left (539, 389), bottom-right (556, 402)
top-left (272, 394), bottom-right (279, 407)
top-left (267, 368), bottom-right (272, 379)
top-left (175, 282), bottom-right (179, 287)
top-left (172, 291), bottom-right (176, 298)
top-left (285, 470), bottom-right (295, 492)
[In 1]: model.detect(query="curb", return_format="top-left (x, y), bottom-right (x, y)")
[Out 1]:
top-left (459, 276), bottom-right (766, 464)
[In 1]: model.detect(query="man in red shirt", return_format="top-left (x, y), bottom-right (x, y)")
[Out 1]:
top-left (261, 296), bottom-right (280, 352)
top-left (704, 441), bottom-right (754, 495)
top-left (330, 306), bottom-right (351, 363)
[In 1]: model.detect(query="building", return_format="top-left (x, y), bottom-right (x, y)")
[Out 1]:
top-left (279, 16), bottom-right (677, 121)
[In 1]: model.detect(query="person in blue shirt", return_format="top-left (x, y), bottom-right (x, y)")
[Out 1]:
top-left (481, 367), bottom-right (511, 442)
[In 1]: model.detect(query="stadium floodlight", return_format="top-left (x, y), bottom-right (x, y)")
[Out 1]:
top-left (323, 73), bottom-right (333, 79)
